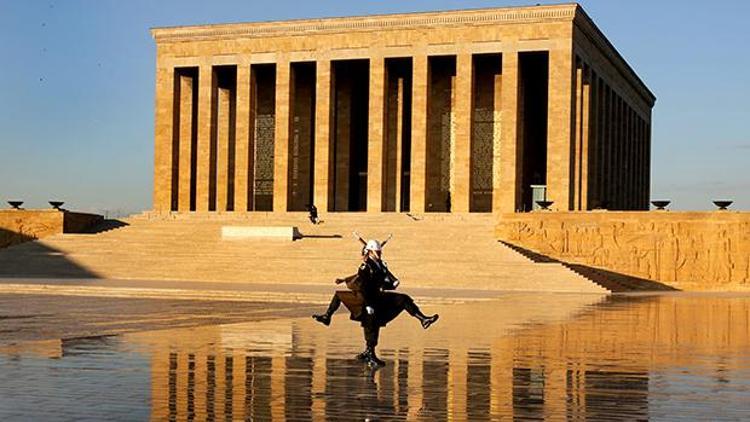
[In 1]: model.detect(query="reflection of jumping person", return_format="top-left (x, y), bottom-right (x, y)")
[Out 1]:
top-left (312, 236), bottom-right (439, 368)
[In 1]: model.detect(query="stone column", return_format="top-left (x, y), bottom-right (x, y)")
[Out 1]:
top-left (177, 74), bottom-right (195, 212)
top-left (610, 96), bottom-right (619, 210)
top-left (635, 111), bottom-right (641, 209)
top-left (572, 63), bottom-right (584, 210)
top-left (153, 65), bottom-right (174, 212)
top-left (196, 64), bottom-right (213, 212)
top-left (606, 88), bottom-right (615, 209)
top-left (579, 66), bottom-right (591, 210)
top-left (615, 97), bottom-right (623, 209)
top-left (620, 99), bottom-right (627, 209)
top-left (410, 54), bottom-right (428, 213)
top-left (586, 71), bottom-right (598, 209)
top-left (635, 111), bottom-right (642, 209)
top-left (273, 58), bottom-right (290, 212)
top-left (452, 52), bottom-right (473, 213)
top-left (645, 119), bottom-right (652, 208)
top-left (496, 51), bottom-right (520, 213)
top-left (597, 80), bottom-right (608, 207)
top-left (216, 86), bottom-right (231, 211)
top-left (546, 48), bottom-right (575, 211)
top-left (314, 59), bottom-right (331, 212)
top-left (235, 65), bottom-right (251, 212)
top-left (625, 107), bottom-right (633, 209)
top-left (367, 56), bottom-right (385, 212)
top-left (632, 109), bottom-right (641, 210)
top-left (639, 117), bottom-right (646, 209)
top-left (394, 76), bottom-right (405, 212)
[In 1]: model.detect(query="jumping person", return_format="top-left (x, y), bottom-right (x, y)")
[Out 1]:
top-left (312, 237), bottom-right (439, 368)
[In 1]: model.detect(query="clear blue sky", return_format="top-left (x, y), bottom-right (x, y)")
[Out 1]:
top-left (1, 0), bottom-right (748, 215)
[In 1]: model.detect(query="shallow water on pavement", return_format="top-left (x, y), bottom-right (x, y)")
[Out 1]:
top-left (1, 293), bottom-right (750, 420)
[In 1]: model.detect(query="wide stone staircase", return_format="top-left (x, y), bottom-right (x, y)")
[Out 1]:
top-left (0, 212), bottom-right (608, 294)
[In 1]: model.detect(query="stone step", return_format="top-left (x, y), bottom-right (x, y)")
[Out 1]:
top-left (0, 215), bottom-right (610, 294)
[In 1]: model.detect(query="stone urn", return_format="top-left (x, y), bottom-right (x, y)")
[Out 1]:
top-left (535, 200), bottom-right (554, 211)
top-left (650, 200), bottom-right (671, 210)
top-left (49, 201), bottom-right (65, 210)
top-left (712, 200), bottom-right (733, 210)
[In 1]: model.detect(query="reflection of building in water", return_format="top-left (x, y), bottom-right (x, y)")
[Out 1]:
top-left (150, 343), bottom-right (652, 420)
top-left (139, 295), bottom-right (750, 420)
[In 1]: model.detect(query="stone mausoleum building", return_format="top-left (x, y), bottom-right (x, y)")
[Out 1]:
top-left (150, 3), bottom-right (655, 215)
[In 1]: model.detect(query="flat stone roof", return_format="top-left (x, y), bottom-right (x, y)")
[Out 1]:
top-left (151, 3), bottom-right (580, 41)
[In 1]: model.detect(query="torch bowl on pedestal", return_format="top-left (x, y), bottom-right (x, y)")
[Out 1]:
top-left (8, 201), bottom-right (24, 209)
top-left (712, 200), bottom-right (733, 210)
top-left (650, 200), bottom-right (671, 210)
top-left (535, 200), bottom-right (554, 210)
top-left (49, 201), bottom-right (65, 210)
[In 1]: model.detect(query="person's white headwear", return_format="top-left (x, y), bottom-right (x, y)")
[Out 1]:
top-left (364, 239), bottom-right (382, 252)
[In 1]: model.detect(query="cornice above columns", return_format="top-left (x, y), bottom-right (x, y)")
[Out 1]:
top-left (151, 4), bottom-right (578, 42)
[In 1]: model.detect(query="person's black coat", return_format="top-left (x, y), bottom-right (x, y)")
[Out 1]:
top-left (357, 257), bottom-right (398, 304)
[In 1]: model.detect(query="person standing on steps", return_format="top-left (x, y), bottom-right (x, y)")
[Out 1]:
top-left (307, 204), bottom-right (320, 225)
top-left (312, 236), bottom-right (439, 368)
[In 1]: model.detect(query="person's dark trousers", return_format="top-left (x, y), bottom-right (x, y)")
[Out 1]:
top-left (400, 294), bottom-right (439, 328)
top-left (361, 313), bottom-right (384, 367)
top-left (363, 317), bottom-right (380, 348)
top-left (324, 294), bottom-right (341, 316)
top-left (312, 294), bottom-right (341, 326)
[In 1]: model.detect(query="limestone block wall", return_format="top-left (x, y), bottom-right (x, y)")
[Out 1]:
top-left (0, 210), bottom-right (102, 249)
top-left (496, 212), bottom-right (750, 290)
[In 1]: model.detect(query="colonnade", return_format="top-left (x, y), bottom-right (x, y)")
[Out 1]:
top-left (153, 50), bottom-right (652, 214)
top-left (571, 58), bottom-right (652, 211)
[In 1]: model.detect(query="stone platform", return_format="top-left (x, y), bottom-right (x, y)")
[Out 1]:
top-left (0, 213), bottom-right (609, 294)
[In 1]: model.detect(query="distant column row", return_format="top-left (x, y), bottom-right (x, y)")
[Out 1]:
top-left (154, 54), bottom-right (538, 214)
top-left (154, 51), bottom-right (610, 214)
top-left (570, 57), bottom-right (651, 211)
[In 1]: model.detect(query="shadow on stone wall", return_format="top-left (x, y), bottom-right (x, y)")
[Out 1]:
top-left (500, 240), bottom-right (678, 292)
top-left (0, 228), bottom-right (102, 278)
top-left (0, 227), bottom-right (35, 249)
top-left (83, 219), bottom-right (129, 234)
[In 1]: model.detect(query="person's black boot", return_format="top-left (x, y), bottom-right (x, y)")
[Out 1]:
top-left (312, 295), bottom-right (341, 326)
top-left (312, 313), bottom-right (331, 326)
top-left (419, 314), bottom-right (439, 329)
top-left (355, 349), bottom-right (369, 361)
top-left (404, 299), bottom-right (439, 329)
top-left (364, 347), bottom-right (385, 368)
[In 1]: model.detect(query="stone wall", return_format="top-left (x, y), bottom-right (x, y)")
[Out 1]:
top-left (496, 211), bottom-right (750, 291)
top-left (0, 210), bottom-right (102, 249)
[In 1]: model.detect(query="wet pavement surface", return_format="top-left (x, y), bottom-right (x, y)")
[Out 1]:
top-left (0, 293), bottom-right (317, 343)
top-left (1, 292), bottom-right (750, 420)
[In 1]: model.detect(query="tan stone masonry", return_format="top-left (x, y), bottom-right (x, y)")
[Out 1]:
top-left (151, 3), bottom-right (655, 214)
